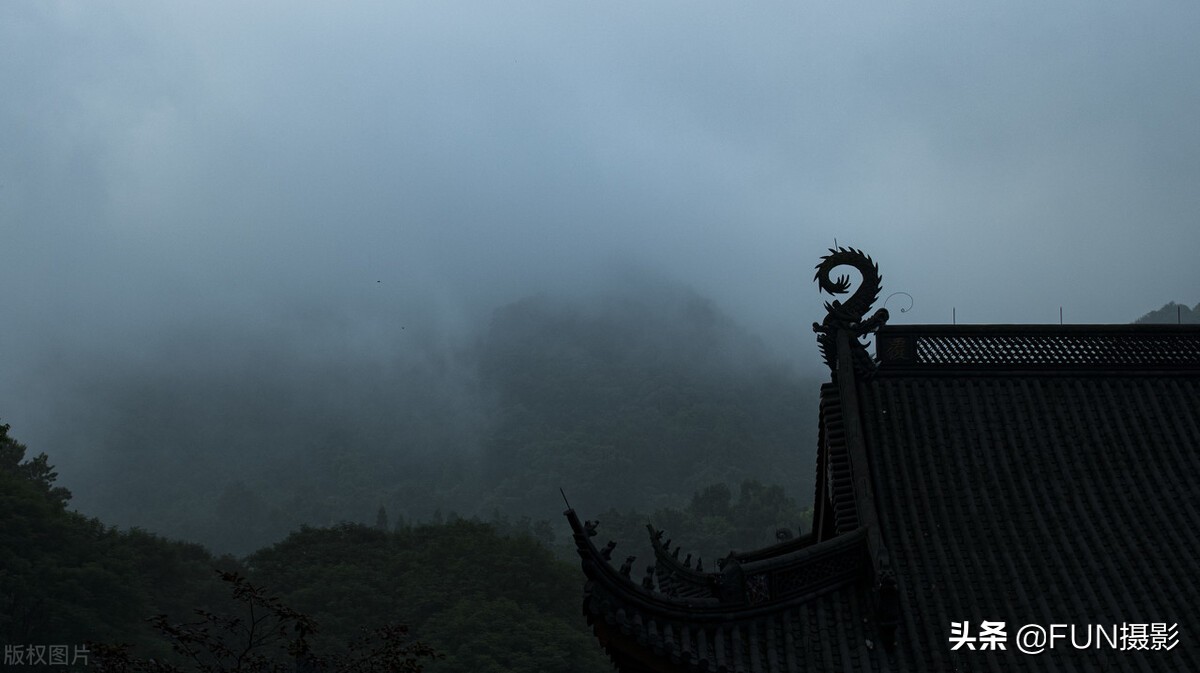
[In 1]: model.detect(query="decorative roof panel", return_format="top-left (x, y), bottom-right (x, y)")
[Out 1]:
top-left (877, 325), bottom-right (1200, 369)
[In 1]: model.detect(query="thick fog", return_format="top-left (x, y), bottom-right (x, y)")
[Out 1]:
top-left (3, 2), bottom-right (1199, 547)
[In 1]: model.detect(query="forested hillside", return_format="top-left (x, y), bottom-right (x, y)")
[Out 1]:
top-left (4, 421), bottom-right (808, 673)
top-left (1, 423), bottom-right (608, 672)
top-left (0, 423), bottom-right (232, 658)
top-left (1, 281), bottom-right (823, 671)
top-left (474, 290), bottom-right (815, 525)
top-left (44, 282), bottom-right (819, 555)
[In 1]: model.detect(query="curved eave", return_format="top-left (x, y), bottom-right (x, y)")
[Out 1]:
top-left (647, 524), bottom-right (718, 597)
top-left (569, 508), bottom-right (871, 622)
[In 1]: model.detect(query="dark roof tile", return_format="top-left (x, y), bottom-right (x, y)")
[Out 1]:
top-left (860, 365), bottom-right (1200, 669)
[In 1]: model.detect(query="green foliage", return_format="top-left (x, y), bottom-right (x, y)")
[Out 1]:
top-left (244, 521), bottom-right (610, 673)
top-left (486, 509), bottom-right (556, 547)
top-left (420, 599), bottom-right (602, 673)
top-left (0, 422), bottom-right (71, 507)
top-left (0, 421), bottom-right (231, 654)
top-left (689, 483), bottom-right (733, 518)
top-left (2, 421), bottom-right (819, 673)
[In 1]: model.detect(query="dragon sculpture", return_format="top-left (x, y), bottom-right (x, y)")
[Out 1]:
top-left (812, 247), bottom-right (889, 375)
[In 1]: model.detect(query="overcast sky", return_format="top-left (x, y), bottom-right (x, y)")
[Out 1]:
top-left (3, 2), bottom-right (1199, 424)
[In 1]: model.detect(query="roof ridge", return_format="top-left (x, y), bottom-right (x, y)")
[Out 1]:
top-left (877, 324), bottom-right (1200, 369)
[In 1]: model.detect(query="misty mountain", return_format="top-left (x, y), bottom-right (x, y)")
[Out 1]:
top-left (476, 287), bottom-right (815, 520)
top-left (37, 280), bottom-right (817, 554)
top-left (1135, 301), bottom-right (1200, 324)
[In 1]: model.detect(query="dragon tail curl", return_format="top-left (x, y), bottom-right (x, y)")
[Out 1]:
top-left (811, 247), bottom-right (889, 375)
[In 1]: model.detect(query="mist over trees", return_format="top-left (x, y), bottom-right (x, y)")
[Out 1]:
top-left (475, 287), bottom-right (815, 523)
top-left (0, 423), bottom-right (609, 672)
top-left (5, 287), bottom-right (1191, 670)
top-left (29, 280), bottom-right (817, 556)
top-left (0, 422), bottom-right (234, 655)
top-left (23, 285), bottom-right (1189, 557)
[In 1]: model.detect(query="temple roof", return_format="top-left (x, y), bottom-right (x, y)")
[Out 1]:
top-left (566, 249), bottom-right (1200, 672)
top-left (858, 344), bottom-right (1200, 670)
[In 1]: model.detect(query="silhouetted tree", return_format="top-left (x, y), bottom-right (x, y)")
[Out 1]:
top-left (0, 421), bottom-right (71, 507)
